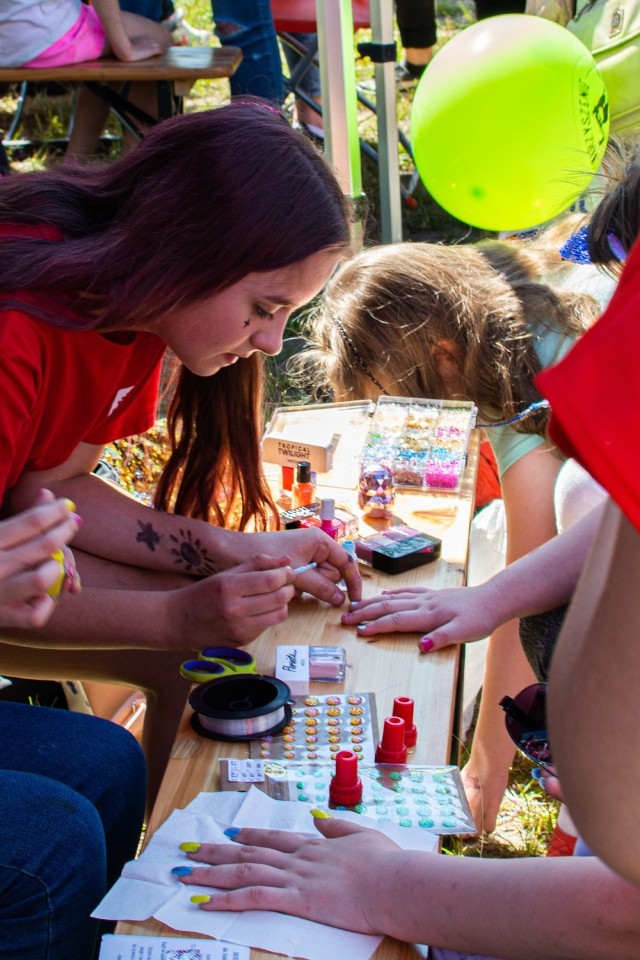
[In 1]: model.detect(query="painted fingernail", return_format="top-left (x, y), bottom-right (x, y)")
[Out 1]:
top-left (179, 842), bottom-right (201, 852)
top-left (418, 637), bottom-right (434, 653)
top-left (310, 808), bottom-right (333, 820)
top-left (171, 865), bottom-right (194, 876)
top-left (64, 499), bottom-right (77, 513)
top-left (531, 767), bottom-right (545, 781)
top-left (224, 827), bottom-right (241, 839)
top-left (191, 894), bottom-right (211, 904)
top-left (71, 513), bottom-right (83, 526)
top-left (47, 550), bottom-right (66, 600)
top-left (356, 624), bottom-right (367, 631)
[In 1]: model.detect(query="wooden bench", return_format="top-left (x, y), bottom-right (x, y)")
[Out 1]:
top-left (0, 46), bottom-right (242, 171)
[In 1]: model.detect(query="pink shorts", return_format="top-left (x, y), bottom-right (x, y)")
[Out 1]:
top-left (23, 4), bottom-right (106, 68)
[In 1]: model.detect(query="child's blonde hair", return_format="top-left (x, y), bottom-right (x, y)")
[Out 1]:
top-left (300, 239), bottom-right (599, 435)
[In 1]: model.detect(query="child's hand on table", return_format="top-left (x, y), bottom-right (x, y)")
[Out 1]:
top-left (341, 582), bottom-right (501, 650)
top-left (176, 816), bottom-right (402, 936)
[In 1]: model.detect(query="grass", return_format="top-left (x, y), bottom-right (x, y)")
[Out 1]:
top-left (0, 1), bottom-right (559, 858)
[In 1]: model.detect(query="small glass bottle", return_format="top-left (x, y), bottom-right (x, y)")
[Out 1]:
top-left (319, 498), bottom-right (340, 540)
top-left (293, 460), bottom-right (314, 508)
top-left (277, 465), bottom-right (294, 509)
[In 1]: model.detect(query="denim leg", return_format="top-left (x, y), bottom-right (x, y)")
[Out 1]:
top-left (118, 0), bottom-right (164, 18)
top-left (0, 703), bottom-right (147, 958)
top-left (212, 0), bottom-right (284, 102)
top-left (0, 770), bottom-right (106, 959)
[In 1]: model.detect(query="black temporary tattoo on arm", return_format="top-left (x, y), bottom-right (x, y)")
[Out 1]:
top-left (136, 521), bottom-right (162, 552)
top-left (169, 529), bottom-right (217, 575)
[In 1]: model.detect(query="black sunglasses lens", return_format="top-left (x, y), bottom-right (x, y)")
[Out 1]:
top-left (500, 683), bottom-right (552, 766)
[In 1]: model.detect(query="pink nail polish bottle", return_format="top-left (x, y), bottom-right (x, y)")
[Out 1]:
top-left (319, 498), bottom-right (340, 540)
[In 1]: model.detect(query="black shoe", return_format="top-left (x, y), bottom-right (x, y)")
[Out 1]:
top-left (395, 59), bottom-right (427, 88)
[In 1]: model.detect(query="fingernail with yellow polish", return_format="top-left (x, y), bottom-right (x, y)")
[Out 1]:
top-left (310, 808), bottom-right (333, 820)
top-left (47, 550), bottom-right (66, 600)
top-left (179, 842), bottom-right (201, 852)
top-left (191, 894), bottom-right (211, 904)
top-left (64, 499), bottom-right (76, 513)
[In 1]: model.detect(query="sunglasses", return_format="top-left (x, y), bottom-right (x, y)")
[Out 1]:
top-left (500, 682), bottom-right (552, 768)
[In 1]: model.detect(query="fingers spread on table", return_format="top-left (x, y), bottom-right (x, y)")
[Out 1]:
top-left (189, 829), bottom-right (307, 860)
top-left (341, 595), bottom-right (427, 635)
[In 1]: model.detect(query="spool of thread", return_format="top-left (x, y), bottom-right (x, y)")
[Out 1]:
top-left (329, 750), bottom-right (363, 806)
top-left (189, 674), bottom-right (291, 741)
top-left (392, 696), bottom-right (417, 748)
top-left (375, 715), bottom-right (408, 764)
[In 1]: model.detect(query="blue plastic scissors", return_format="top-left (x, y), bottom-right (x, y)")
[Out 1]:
top-left (180, 646), bottom-right (257, 683)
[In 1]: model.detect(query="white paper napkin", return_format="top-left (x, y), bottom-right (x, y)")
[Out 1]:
top-left (93, 787), bottom-right (437, 960)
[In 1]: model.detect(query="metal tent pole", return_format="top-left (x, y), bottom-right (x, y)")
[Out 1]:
top-left (316, 0), bottom-right (365, 249)
top-left (369, 0), bottom-right (403, 242)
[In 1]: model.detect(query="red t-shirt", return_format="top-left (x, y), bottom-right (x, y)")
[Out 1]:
top-left (536, 239), bottom-right (640, 532)
top-left (0, 225), bottom-right (166, 502)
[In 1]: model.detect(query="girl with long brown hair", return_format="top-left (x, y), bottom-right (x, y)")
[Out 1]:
top-left (0, 100), bottom-right (359, 803)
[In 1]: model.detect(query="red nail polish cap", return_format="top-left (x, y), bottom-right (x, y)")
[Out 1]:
top-left (375, 715), bottom-right (408, 764)
top-left (393, 696), bottom-right (417, 748)
top-left (329, 750), bottom-right (363, 806)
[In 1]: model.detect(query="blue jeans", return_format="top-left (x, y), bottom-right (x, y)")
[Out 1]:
top-left (118, 0), bottom-right (165, 18)
top-left (212, 0), bottom-right (284, 102)
top-left (0, 702), bottom-right (146, 960)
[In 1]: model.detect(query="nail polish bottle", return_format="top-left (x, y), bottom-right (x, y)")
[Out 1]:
top-left (319, 498), bottom-right (340, 540)
top-left (277, 465), bottom-right (294, 509)
top-left (293, 460), bottom-right (314, 508)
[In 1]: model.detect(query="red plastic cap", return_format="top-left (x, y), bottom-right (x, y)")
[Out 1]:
top-left (393, 696), bottom-right (417, 748)
top-left (375, 716), bottom-right (408, 764)
top-left (329, 749), bottom-right (363, 806)
top-left (281, 465), bottom-right (294, 491)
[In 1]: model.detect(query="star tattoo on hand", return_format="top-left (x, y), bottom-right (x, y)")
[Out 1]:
top-left (136, 521), bottom-right (161, 551)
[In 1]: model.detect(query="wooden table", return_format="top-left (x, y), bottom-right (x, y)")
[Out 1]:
top-left (0, 47), bottom-right (242, 172)
top-left (116, 433), bottom-right (480, 959)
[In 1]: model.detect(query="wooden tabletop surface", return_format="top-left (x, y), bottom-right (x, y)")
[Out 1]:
top-left (0, 47), bottom-right (242, 83)
top-left (116, 433), bottom-right (480, 959)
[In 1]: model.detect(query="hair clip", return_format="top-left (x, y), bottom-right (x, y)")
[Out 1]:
top-left (231, 99), bottom-right (284, 119)
top-left (559, 225), bottom-right (591, 264)
top-left (607, 230), bottom-right (627, 262)
top-left (333, 317), bottom-right (387, 394)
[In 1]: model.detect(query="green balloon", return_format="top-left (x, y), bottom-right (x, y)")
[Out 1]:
top-left (410, 15), bottom-right (610, 231)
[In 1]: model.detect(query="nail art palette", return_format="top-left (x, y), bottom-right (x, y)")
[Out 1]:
top-left (359, 398), bottom-right (477, 508)
top-left (219, 758), bottom-right (475, 835)
top-left (249, 692), bottom-right (379, 763)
